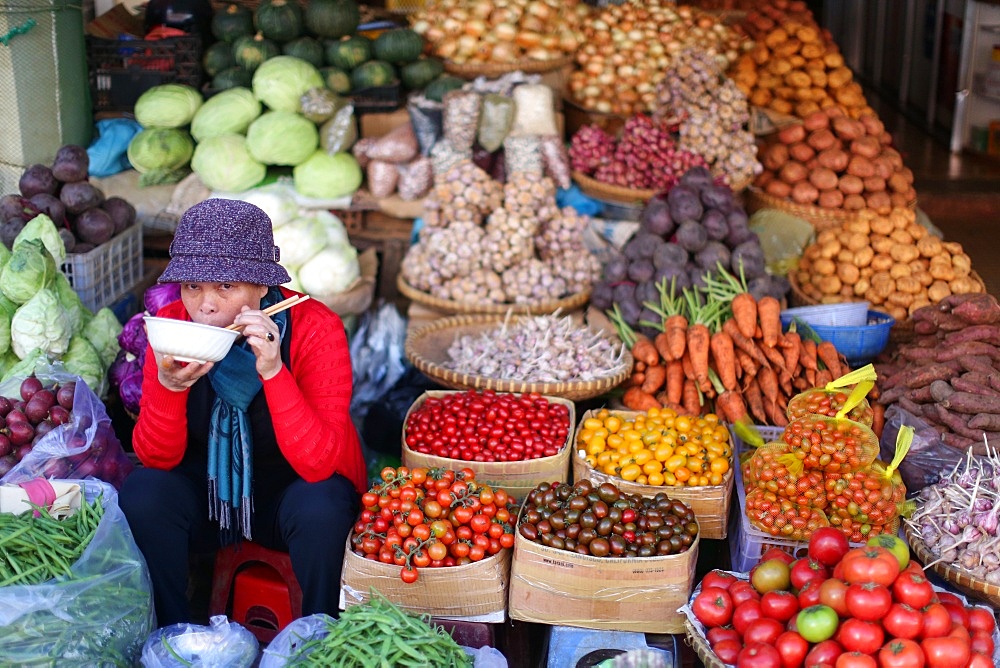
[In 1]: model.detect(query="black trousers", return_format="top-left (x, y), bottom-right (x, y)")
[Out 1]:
top-left (119, 466), bottom-right (359, 627)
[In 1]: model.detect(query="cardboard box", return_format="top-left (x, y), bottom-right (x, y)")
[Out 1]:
top-left (341, 540), bottom-right (510, 622)
top-left (508, 531), bottom-right (699, 634)
top-left (401, 391), bottom-right (574, 502)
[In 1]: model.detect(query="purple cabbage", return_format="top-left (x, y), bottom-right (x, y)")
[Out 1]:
top-left (118, 313), bottom-right (148, 356)
top-left (119, 371), bottom-right (143, 415)
top-left (144, 282), bottom-right (180, 316)
top-left (108, 351), bottom-right (138, 388)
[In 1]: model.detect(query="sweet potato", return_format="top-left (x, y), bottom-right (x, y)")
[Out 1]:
top-left (928, 380), bottom-right (954, 403)
top-left (953, 294), bottom-right (1000, 325)
top-left (938, 341), bottom-right (1000, 362)
top-left (968, 413), bottom-right (1000, 431)
top-left (941, 433), bottom-right (981, 450)
top-left (883, 363), bottom-right (957, 390)
top-left (908, 385), bottom-right (935, 403)
top-left (951, 375), bottom-right (1000, 397)
top-left (959, 355), bottom-right (997, 376)
top-left (944, 324), bottom-right (1000, 346)
top-left (941, 391), bottom-right (1000, 415)
top-left (900, 347), bottom-right (942, 363)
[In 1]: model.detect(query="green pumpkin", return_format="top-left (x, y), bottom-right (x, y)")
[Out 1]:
top-left (254, 0), bottom-right (303, 43)
top-left (203, 41), bottom-right (237, 77)
top-left (423, 74), bottom-right (465, 102)
top-left (319, 66), bottom-right (352, 95)
top-left (400, 58), bottom-right (443, 91)
top-left (282, 36), bottom-right (325, 68)
top-left (211, 4), bottom-right (254, 43)
top-left (372, 28), bottom-right (424, 65)
top-left (305, 0), bottom-right (360, 39)
top-left (212, 66), bottom-right (253, 91)
top-left (324, 35), bottom-right (371, 70)
top-left (350, 60), bottom-right (396, 90)
top-left (233, 32), bottom-right (280, 72)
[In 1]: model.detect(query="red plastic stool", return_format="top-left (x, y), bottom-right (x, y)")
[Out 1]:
top-left (210, 542), bottom-right (303, 643)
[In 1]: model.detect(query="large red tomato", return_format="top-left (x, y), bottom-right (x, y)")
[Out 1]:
top-left (790, 557), bottom-right (830, 591)
top-left (761, 590), bottom-right (800, 623)
top-left (840, 547), bottom-right (899, 586)
top-left (878, 639), bottom-right (926, 668)
top-left (817, 578), bottom-right (849, 618)
top-left (693, 587), bottom-right (734, 628)
top-left (737, 642), bottom-right (782, 668)
top-left (703, 569), bottom-right (739, 591)
top-left (775, 630), bottom-right (809, 668)
top-left (970, 631), bottom-right (994, 657)
top-left (920, 603), bottom-right (953, 639)
top-left (797, 580), bottom-right (823, 609)
top-left (966, 653), bottom-right (994, 668)
top-left (745, 617), bottom-right (786, 647)
top-left (761, 547), bottom-right (797, 566)
top-left (968, 608), bottom-right (996, 635)
top-left (707, 627), bottom-right (742, 646)
top-left (834, 652), bottom-right (877, 668)
top-left (883, 603), bottom-right (923, 640)
top-left (712, 638), bottom-right (743, 664)
top-left (866, 534), bottom-right (909, 570)
top-left (731, 580), bottom-right (762, 606)
top-left (892, 572), bottom-right (934, 609)
top-left (921, 634), bottom-right (971, 668)
top-left (804, 639), bottom-right (843, 667)
top-left (844, 582), bottom-right (892, 622)
top-left (733, 599), bottom-right (765, 636)
top-left (809, 527), bottom-right (850, 567)
top-left (940, 602), bottom-right (969, 630)
top-left (835, 618), bottom-right (884, 655)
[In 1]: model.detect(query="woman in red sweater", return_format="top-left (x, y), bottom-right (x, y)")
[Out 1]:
top-left (119, 198), bottom-right (365, 626)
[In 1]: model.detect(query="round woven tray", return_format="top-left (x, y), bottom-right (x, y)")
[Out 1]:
top-left (746, 187), bottom-right (860, 232)
top-left (684, 619), bottom-right (727, 668)
top-left (904, 522), bottom-right (1000, 609)
top-left (442, 53), bottom-right (575, 79)
top-left (404, 314), bottom-right (633, 401)
top-left (397, 275), bottom-right (591, 316)
top-left (571, 171), bottom-right (658, 205)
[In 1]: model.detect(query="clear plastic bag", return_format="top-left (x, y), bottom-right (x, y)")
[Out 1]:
top-left (879, 403), bottom-right (966, 494)
top-left (503, 135), bottom-right (543, 176)
top-left (366, 160), bottom-right (399, 198)
top-left (443, 90), bottom-right (482, 152)
top-left (349, 303), bottom-right (409, 426)
top-left (0, 368), bottom-right (134, 490)
top-left (318, 103), bottom-right (357, 155)
top-left (408, 97), bottom-right (444, 156)
top-left (0, 479), bottom-right (155, 664)
top-left (540, 135), bottom-right (571, 190)
top-left (397, 157), bottom-right (434, 201)
top-left (477, 93), bottom-right (515, 153)
top-left (367, 123), bottom-right (419, 164)
top-left (509, 84), bottom-right (558, 136)
top-left (141, 615), bottom-right (258, 668)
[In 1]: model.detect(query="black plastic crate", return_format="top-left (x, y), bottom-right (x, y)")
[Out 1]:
top-left (350, 83), bottom-right (403, 115)
top-left (87, 35), bottom-right (203, 113)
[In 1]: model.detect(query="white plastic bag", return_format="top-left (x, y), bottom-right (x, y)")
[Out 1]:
top-left (141, 615), bottom-right (258, 668)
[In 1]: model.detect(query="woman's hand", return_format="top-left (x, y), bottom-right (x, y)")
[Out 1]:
top-left (234, 305), bottom-right (282, 380)
top-left (155, 351), bottom-right (213, 392)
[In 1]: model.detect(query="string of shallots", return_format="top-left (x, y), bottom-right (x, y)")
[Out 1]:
top-left (905, 439), bottom-right (1000, 582)
top-left (445, 312), bottom-right (628, 383)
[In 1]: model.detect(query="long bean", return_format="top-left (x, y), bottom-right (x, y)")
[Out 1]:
top-left (285, 591), bottom-right (472, 667)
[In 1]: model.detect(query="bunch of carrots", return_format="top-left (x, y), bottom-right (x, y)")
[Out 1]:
top-left (610, 271), bottom-right (855, 427)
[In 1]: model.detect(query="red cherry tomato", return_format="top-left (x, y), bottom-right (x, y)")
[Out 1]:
top-left (692, 587), bottom-right (734, 628)
top-left (809, 527), bottom-right (850, 567)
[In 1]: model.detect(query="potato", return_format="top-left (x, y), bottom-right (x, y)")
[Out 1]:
top-left (818, 238), bottom-right (842, 259)
top-left (843, 194), bottom-right (867, 210)
top-left (927, 280), bottom-right (951, 303)
top-left (763, 144), bottom-right (790, 171)
top-left (873, 156), bottom-right (895, 180)
top-left (908, 297), bottom-right (932, 315)
top-left (890, 208), bottom-right (915, 229)
top-left (818, 189), bottom-right (844, 209)
top-left (828, 67), bottom-right (853, 89)
top-left (778, 124), bottom-right (807, 145)
top-left (769, 58), bottom-right (793, 76)
top-left (813, 257), bottom-right (837, 275)
top-left (888, 291), bottom-right (914, 309)
top-left (797, 25), bottom-right (820, 43)
top-left (889, 243), bottom-right (919, 264)
top-left (816, 229), bottom-right (838, 245)
top-left (846, 155), bottom-right (876, 178)
top-left (808, 68), bottom-right (828, 87)
top-left (764, 28), bottom-right (789, 49)
top-left (871, 236), bottom-right (895, 255)
top-left (774, 39), bottom-right (803, 58)
top-left (836, 248), bottom-right (855, 264)
top-left (943, 241), bottom-right (964, 255)
top-left (789, 55), bottom-right (807, 69)
top-left (787, 142), bottom-right (815, 164)
top-left (859, 113), bottom-right (885, 137)
top-left (870, 253), bottom-right (894, 272)
top-left (850, 137), bottom-right (881, 159)
top-left (866, 191), bottom-right (893, 215)
top-left (912, 270), bottom-right (934, 287)
top-left (929, 260), bottom-right (956, 282)
top-left (952, 253), bottom-right (972, 276)
top-left (889, 229), bottom-right (913, 245)
top-left (838, 174), bottom-right (864, 195)
top-left (863, 176), bottom-right (887, 193)
top-left (807, 167), bottom-right (838, 191)
top-left (807, 129), bottom-right (837, 152)
top-left (791, 180), bottom-right (820, 204)
top-left (950, 276), bottom-right (980, 295)
top-left (816, 148), bottom-right (848, 172)
top-left (889, 263), bottom-right (911, 280)
top-left (869, 215), bottom-right (893, 235)
top-left (909, 258), bottom-right (929, 273)
top-left (772, 98), bottom-right (795, 115)
top-left (766, 179), bottom-right (793, 199)
top-left (775, 86), bottom-right (797, 101)
top-left (751, 89), bottom-right (774, 107)
top-left (837, 263), bottom-right (860, 285)
top-left (890, 192), bottom-right (915, 209)
top-left (908, 223), bottom-right (928, 240)
top-left (882, 148), bottom-right (904, 171)
top-left (755, 171), bottom-right (774, 189)
top-left (817, 275), bottom-right (843, 294)
top-left (854, 276), bottom-right (871, 296)
top-left (853, 246), bottom-right (874, 268)
top-left (831, 117), bottom-right (864, 141)
top-left (796, 101), bottom-right (822, 118)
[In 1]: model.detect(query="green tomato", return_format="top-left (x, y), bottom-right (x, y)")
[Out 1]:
top-left (795, 605), bottom-right (839, 643)
top-left (751, 558), bottom-right (792, 594)
top-left (866, 534), bottom-right (909, 571)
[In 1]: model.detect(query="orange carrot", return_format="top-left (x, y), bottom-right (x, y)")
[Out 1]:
top-left (757, 296), bottom-right (782, 348)
top-left (764, 398), bottom-right (789, 427)
top-left (757, 365), bottom-right (780, 404)
top-left (735, 348), bottom-right (757, 377)
top-left (731, 292), bottom-right (758, 340)
top-left (681, 378), bottom-right (701, 416)
top-left (744, 377), bottom-right (767, 424)
top-left (666, 360), bottom-right (685, 405)
top-left (641, 364), bottom-right (667, 394)
top-left (623, 387), bottom-right (662, 412)
top-left (815, 369), bottom-right (834, 387)
top-left (872, 402), bottom-right (886, 440)
top-left (781, 330), bottom-right (802, 374)
top-left (817, 341), bottom-right (843, 378)
top-left (761, 343), bottom-right (787, 376)
top-left (665, 314), bottom-right (688, 361)
top-left (710, 330), bottom-right (738, 391)
top-left (723, 318), bottom-right (768, 367)
top-left (654, 331), bottom-right (673, 362)
top-left (806, 368), bottom-right (817, 386)
top-left (687, 323), bottom-right (712, 393)
top-left (629, 371), bottom-right (645, 388)
top-left (716, 390), bottom-right (748, 424)
top-left (631, 334), bottom-right (659, 366)
top-left (681, 352), bottom-right (696, 382)
top-left (800, 339), bottom-right (818, 370)
top-left (635, 360), bottom-right (647, 373)
top-left (655, 390), bottom-right (669, 407)
top-left (792, 376), bottom-right (810, 391)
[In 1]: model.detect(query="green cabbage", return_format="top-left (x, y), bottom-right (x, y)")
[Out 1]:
top-left (0, 239), bottom-right (56, 304)
top-left (190, 87), bottom-right (262, 142)
top-left (1, 348), bottom-right (46, 385)
top-left (191, 134), bottom-right (267, 193)
top-left (298, 243), bottom-right (359, 295)
top-left (0, 244), bottom-right (11, 274)
top-left (82, 307), bottom-right (122, 369)
top-left (127, 128), bottom-right (195, 174)
top-left (53, 272), bottom-right (90, 334)
top-left (273, 215), bottom-right (327, 268)
top-left (252, 56), bottom-right (324, 113)
top-left (292, 151), bottom-right (362, 199)
top-left (0, 296), bottom-right (16, 356)
top-left (134, 84), bottom-right (203, 129)
top-left (246, 112), bottom-right (318, 166)
top-left (238, 184), bottom-right (299, 228)
top-left (10, 288), bottom-right (71, 359)
top-left (14, 214), bottom-right (65, 264)
top-left (63, 335), bottom-right (105, 395)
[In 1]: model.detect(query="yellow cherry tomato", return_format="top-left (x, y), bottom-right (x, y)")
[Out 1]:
top-left (619, 463), bottom-right (642, 482)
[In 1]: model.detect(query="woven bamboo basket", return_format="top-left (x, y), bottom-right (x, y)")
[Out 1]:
top-left (684, 620), bottom-right (727, 668)
top-left (404, 314), bottom-right (632, 401)
top-left (400, 390), bottom-right (574, 502)
top-left (571, 172), bottom-right (659, 205)
top-left (396, 274), bottom-right (591, 316)
top-left (571, 409), bottom-right (734, 540)
top-left (746, 187), bottom-right (862, 232)
top-left (904, 523), bottom-right (1000, 609)
top-left (442, 53), bottom-right (575, 79)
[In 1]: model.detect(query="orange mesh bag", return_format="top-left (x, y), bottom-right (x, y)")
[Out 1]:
top-left (786, 365), bottom-right (877, 427)
top-left (745, 441), bottom-right (828, 511)
top-left (781, 412), bottom-right (880, 474)
top-left (745, 487), bottom-right (831, 540)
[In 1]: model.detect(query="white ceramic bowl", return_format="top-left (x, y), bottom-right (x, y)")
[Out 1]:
top-left (143, 316), bottom-right (240, 364)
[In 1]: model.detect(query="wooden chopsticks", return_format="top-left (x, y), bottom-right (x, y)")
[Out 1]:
top-left (225, 294), bottom-right (311, 331)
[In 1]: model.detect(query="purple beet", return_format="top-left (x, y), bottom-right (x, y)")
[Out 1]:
top-left (29, 193), bottom-right (67, 225)
top-left (19, 164), bottom-right (59, 198)
top-left (51, 144), bottom-right (90, 183)
top-left (20, 376), bottom-right (42, 401)
top-left (56, 382), bottom-right (76, 410)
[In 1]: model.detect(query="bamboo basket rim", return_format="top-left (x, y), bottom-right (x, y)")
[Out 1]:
top-left (789, 268), bottom-right (987, 313)
top-left (442, 53), bottom-right (575, 78)
top-left (746, 187), bottom-right (919, 232)
top-left (404, 313), bottom-right (633, 401)
top-left (684, 619), bottom-right (727, 668)
top-left (904, 522), bottom-right (1000, 608)
top-left (571, 171), bottom-right (659, 204)
top-left (396, 274), bottom-right (591, 316)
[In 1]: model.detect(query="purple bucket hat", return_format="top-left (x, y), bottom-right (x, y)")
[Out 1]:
top-left (159, 198), bottom-right (291, 286)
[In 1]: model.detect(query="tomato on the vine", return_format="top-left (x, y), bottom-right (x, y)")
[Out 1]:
top-left (399, 565), bottom-right (418, 583)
